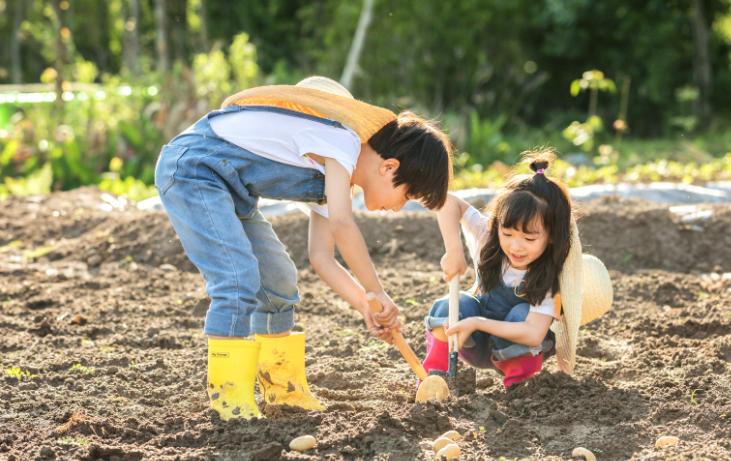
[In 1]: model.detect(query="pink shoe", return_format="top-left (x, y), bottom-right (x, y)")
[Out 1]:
top-left (422, 329), bottom-right (449, 375)
top-left (491, 353), bottom-right (543, 388)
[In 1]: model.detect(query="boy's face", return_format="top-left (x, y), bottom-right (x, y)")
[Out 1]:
top-left (498, 217), bottom-right (549, 270)
top-left (363, 158), bottom-right (410, 212)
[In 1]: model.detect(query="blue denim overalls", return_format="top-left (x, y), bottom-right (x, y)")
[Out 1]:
top-left (154, 106), bottom-right (346, 337)
top-left (425, 280), bottom-right (556, 367)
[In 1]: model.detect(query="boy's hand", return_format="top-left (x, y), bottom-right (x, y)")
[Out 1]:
top-left (372, 291), bottom-right (402, 332)
top-left (359, 309), bottom-right (393, 344)
top-left (440, 251), bottom-right (467, 282)
top-left (445, 317), bottom-right (478, 349)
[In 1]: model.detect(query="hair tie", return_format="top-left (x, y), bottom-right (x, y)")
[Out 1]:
top-left (536, 168), bottom-right (545, 175)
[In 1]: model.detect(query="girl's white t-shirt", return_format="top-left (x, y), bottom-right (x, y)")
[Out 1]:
top-left (461, 205), bottom-right (559, 319)
top-left (209, 110), bottom-right (361, 217)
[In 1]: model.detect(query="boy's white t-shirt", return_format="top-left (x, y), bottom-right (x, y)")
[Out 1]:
top-left (210, 110), bottom-right (361, 217)
top-left (460, 205), bottom-right (559, 319)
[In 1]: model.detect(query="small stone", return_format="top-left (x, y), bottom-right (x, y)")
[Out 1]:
top-left (655, 435), bottom-right (679, 448)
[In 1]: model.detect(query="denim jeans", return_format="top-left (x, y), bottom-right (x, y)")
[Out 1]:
top-left (154, 106), bottom-right (342, 337)
top-left (424, 283), bottom-right (555, 368)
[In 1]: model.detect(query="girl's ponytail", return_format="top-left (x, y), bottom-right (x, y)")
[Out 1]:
top-left (524, 148), bottom-right (555, 177)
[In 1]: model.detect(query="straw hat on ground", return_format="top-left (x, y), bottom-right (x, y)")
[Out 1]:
top-left (552, 221), bottom-right (614, 374)
top-left (221, 76), bottom-right (396, 143)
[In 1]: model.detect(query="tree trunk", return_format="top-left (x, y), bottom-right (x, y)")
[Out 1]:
top-left (122, 0), bottom-right (140, 74)
top-left (340, 0), bottom-right (374, 89)
top-left (200, 0), bottom-right (209, 52)
top-left (52, 0), bottom-right (67, 117)
top-left (690, 0), bottom-right (712, 125)
top-left (171, 0), bottom-right (188, 65)
top-left (10, 0), bottom-right (24, 83)
top-left (155, 0), bottom-right (169, 73)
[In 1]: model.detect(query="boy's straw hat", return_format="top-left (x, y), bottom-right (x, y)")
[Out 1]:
top-left (222, 76), bottom-right (396, 143)
top-left (296, 76), bottom-right (354, 99)
top-left (552, 221), bottom-right (614, 374)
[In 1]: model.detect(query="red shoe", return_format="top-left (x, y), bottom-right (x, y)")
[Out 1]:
top-left (491, 353), bottom-right (543, 389)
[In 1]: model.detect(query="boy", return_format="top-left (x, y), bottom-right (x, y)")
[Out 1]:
top-left (154, 76), bottom-right (452, 420)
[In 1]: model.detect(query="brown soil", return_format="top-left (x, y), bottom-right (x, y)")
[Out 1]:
top-left (1, 188), bottom-right (729, 460)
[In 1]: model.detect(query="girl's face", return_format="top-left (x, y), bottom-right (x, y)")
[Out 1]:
top-left (498, 217), bottom-right (550, 270)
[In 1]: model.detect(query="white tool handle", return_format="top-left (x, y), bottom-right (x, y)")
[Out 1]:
top-left (448, 276), bottom-right (460, 353)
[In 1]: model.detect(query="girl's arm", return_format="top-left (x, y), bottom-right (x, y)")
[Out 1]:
top-left (446, 312), bottom-right (553, 348)
top-left (436, 193), bottom-right (470, 280)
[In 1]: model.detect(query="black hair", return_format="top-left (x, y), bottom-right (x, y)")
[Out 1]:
top-left (477, 148), bottom-right (573, 304)
top-left (367, 111), bottom-right (452, 209)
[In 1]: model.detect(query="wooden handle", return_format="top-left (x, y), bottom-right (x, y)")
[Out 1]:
top-left (448, 277), bottom-right (460, 353)
top-left (367, 294), bottom-right (428, 380)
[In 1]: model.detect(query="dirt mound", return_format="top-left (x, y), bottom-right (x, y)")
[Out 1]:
top-left (1, 188), bottom-right (729, 459)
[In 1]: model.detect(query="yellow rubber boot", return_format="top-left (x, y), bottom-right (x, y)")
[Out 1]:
top-left (207, 338), bottom-right (262, 420)
top-left (254, 332), bottom-right (324, 410)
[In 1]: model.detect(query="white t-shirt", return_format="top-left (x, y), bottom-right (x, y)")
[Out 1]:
top-left (461, 205), bottom-right (559, 319)
top-left (210, 110), bottom-right (361, 217)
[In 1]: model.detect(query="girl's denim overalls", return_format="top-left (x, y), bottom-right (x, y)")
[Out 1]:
top-left (154, 106), bottom-right (343, 337)
top-left (425, 281), bottom-right (556, 367)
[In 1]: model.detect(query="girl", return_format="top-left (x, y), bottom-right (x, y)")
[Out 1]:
top-left (423, 149), bottom-right (571, 388)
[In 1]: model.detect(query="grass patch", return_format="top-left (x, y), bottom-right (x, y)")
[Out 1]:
top-left (24, 245), bottom-right (55, 260)
top-left (4, 366), bottom-right (36, 380)
top-left (57, 435), bottom-right (91, 447)
top-left (68, 363), bottom-right (95, 375)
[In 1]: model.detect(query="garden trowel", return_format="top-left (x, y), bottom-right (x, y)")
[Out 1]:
top-left (366, 294), bottom-right (450, 403)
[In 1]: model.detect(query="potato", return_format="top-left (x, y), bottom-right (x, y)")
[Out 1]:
top-left (415, 375), bottom-right (450, 403)
top-left (655, 435), bottom-right (679, 449)
top-left (432, 436), bottom-right (453, 453)
top-left (289, 435), bottom-right (316, 452)
top-left (436, 442), bottom-right (461, 460)
top-left (440, 430), bottom-right (463, 442)
top-left (572, 447), bottom-right (596, 461)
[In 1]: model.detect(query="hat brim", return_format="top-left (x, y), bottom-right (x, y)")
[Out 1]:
top-left (222, 85), bottom-right (396, 143)
top-left (552, 220), bottom-right (583, 374)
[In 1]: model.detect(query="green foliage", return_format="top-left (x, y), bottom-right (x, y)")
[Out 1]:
top-left (98, 173), bottom-right (157, 202)
top-left (563, 70), bottom-right (616, 153)
top-left (453, 151), bottom-right (731, 189)
top-left (0, 31), bottom-right (259, 196)
top-left (563, 115), bottom-right (604, 152)
top-left (57, 435), bottom-right (91, 447)
top-left (0, 162), bottom-right (53, 198)
top-left (570, 70), bottom-right (616, 99)
top-left (4, 366), bottom-right (36, 380)
top-left (68, 363), bottom-right (95, 375)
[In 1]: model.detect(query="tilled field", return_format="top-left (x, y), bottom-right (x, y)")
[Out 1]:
top-left (1, 188), bottom-right (730, 460)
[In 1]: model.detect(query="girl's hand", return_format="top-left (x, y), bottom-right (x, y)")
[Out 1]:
top-left (440, 251), bottom-right (467, 282)
top-left (445, 317), bottom-right (478, 349)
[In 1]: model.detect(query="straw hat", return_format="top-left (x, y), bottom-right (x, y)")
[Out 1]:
top-left (296, 76), bottom-right (354, 99)
top-left (551, 221), bottom-right (613, 374)
top-left (221, 77), bottom-right (396, 143)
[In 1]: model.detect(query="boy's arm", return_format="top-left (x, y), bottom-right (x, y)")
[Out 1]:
top-left (321, 158), bottom-right (400, 329)
top-left (308, 213), bottom-right (391, 341)
top-left (436, 193), bottom-right (470, 280)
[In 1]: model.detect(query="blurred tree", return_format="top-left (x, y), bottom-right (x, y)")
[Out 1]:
top-left (154, 0), bottom-right (169, 73)
top-left (691, 0), bottom-right (712, 125)
top-left (0, 0), bottom-right (729, 136)
top-left (10, 0), bottom-right (25, 83)
top-left (122, 0), bottom-right (140, 75)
